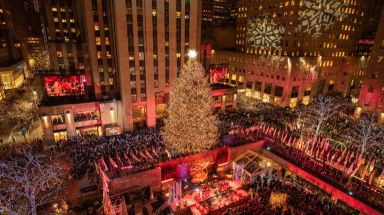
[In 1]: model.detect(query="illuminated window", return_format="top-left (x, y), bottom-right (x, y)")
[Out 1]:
top-left (94, 22), bottom-right (99, 31)
top-left (70, 19), bottom-right (74, 23)
top-left (95, 37), bottom-right (101, 45)
top-left (53, 17), bottom-right (59, 22)
top-left (52, 7), bottom-right (57, 12)
top-left (377, 56), bottom-right (383, 64)
top-left (56, 51), bottom-right (63, 57)
top-left (105, 37), bottom-right (110, 45)
top-left (290, 98), bottom-right (298, 108)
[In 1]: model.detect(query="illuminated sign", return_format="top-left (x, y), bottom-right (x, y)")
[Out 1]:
top-left (358, 39), bottom-right (375, 45)
top-left (210, 66), bottom-right (227, 83)
top-left (296, 0), bottom-right (348, 37)
top-left (44, 75), bottom-right (85, 97)
top-left (247, 17), bottom-right (285, 50)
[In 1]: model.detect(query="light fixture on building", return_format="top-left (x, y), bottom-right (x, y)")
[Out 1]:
top-left (354, 106), bottom-right (362, 119)
top-left (110, 107), bottom-right (115, 123)
top-left (66, 111), bottom-right (71, 119)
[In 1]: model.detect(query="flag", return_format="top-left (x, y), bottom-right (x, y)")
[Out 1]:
top-left (369, 159), bottom-right (375, 172)
top-left (362, 158), bottom-right (371, 180)
top-left (145, 149), bottom-right (154, 160)
top-left (337, 148), bottom-right (347, 165)
top-left (350, 155), bottom-right (365, 177)
top-left (326, 150), bottom-right (331, 162)
top-left (109, 156), bottom-right (118, 169)
top-left (287, 136), bottom-right (292, 146)
top-left (369, 171), bottom-right (376, 185)
top-left (139, 150), bottom-right (148, 160)
top-left (348, 152), bottom-right (355, 163)
top-left (347, 161), bottom-right (355, 175)
top-left (272, 128), bottom-right (277, 138)
top-left (130, 152), bottom-right (141, 163)
top-left (152, 146), bottom-right (160, 159)
top-left (123, 152), bottom-right (132, 166)
top-left (116, 153), bottom-right (124, 168)
top-left (99, 157), bottom-right (109, 171)
top-left (330, 153), bottom-right (336, 163)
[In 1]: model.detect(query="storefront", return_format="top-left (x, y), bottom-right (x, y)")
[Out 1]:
top-left (76, 126), bottom-right (102, 136)
top-left (53, 130), bottom-right (67, 142)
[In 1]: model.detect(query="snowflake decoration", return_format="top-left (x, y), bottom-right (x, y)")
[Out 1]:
top-left (296, 0), bottom-right (348, 37)
top-left (247, 18), bottom-right (285, 50)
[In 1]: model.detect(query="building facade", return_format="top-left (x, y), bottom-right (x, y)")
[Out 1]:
top-left (44, 0), bottom-right (85, 73)
top-left (212, 51), bottom-right (319, 107)
top-left (114, 0), bottom-right (202, 130)
top-left (208, 0), bottom-right (384, 107)
top-left (0, 0), bottom-right (31, 96)
top-left (81, 0), bottom-right (119, 99)
top-left (39, 0), bottom-right (203, 139)
top-left (358, 6), bottom-right (384, 120)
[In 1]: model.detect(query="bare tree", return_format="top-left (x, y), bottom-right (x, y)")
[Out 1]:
top-left (298, 96), bottom-right (348, 138)
top-left (0, 148), bottom-right (65, 215)
top-left (347, 114), bottom-right (384, 158)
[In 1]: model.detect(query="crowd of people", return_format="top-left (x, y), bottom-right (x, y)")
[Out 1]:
top-left (0, 138), bottom-right (45, 159)
top-left (224, 122), bottom-right (384, 211)
top-left (265, 140), bottom-right (384, 211)
top-left (223, 173), bottom-right (359, 215)
top-left (56, 128), bottom-right (167, 179)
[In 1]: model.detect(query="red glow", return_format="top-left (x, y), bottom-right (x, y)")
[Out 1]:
top-left (44, 75), bottom-right (86, 96)
top-left (210, 67), bottom-right (227, 83)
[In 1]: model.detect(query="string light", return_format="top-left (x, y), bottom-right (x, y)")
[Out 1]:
top-left (163, 60), bottom-right (218, 155)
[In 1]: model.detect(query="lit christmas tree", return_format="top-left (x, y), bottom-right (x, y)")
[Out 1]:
top-left (163, 53), bottom-right (218, 156)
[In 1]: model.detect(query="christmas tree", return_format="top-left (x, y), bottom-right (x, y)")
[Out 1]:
top-left (163, 56), bottom-right (219, 156)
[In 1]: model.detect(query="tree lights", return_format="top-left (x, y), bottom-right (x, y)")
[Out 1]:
top-left (162, 58), bottom-right (219, 155)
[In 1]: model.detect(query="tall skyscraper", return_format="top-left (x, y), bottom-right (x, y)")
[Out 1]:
top-left (201, 0), bottom-right (237, 47)
top-left (113, 0), bottom-right (202, 130)
top-left (0, 0), bottom-right (30, 93)
top-left (81, 0), bottom-right (119, 99)
top-left (358, 5), bottom-right (384, 115)
top-left (0, 0), bottom-right (26, 65)
top-left (38, 0), bottom-right (202, 140)
top-left (44, 0), bottom-right (85, 74)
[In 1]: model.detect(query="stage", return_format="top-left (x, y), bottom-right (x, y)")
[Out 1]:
top-left (170, 180), bottom-right (247, 215)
